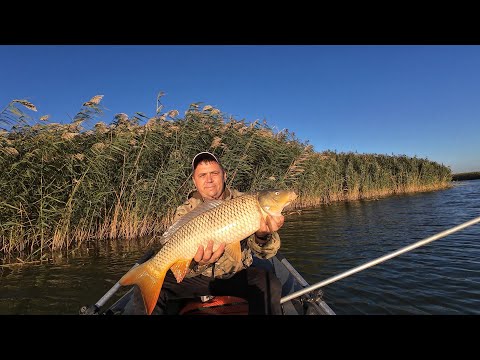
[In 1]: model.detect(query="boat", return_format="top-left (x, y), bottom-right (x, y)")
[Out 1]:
top-left (79, 251), bottom-right (336, 315)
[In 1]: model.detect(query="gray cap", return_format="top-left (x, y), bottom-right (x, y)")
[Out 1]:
top-left (191, 151), bottom-right (220, 171)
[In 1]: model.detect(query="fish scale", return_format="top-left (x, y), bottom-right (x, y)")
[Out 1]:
top-left (151, 195), bottom-right (262, 268)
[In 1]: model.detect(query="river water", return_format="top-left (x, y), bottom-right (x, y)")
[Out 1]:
top-left (1, 180), bottom-right (479, 315)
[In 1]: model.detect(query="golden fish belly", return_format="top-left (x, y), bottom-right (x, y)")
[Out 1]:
top-left (151, 195), bottom-right (262, 269)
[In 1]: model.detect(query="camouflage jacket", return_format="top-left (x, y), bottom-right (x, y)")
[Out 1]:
top-left (172, 187), bottom-right (281, 279)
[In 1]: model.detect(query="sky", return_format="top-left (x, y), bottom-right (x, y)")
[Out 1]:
top-left (1, 45), bottom-right (479, 173)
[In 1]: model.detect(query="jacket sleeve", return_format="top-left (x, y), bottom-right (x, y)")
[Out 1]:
top-left (172, 199), bottom-right (195, 222)
top-left (185, 262), bottom-right (211, 278)
top-left (247, 232), bottom-right (281, 259)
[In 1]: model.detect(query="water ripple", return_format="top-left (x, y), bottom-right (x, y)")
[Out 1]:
top-left (281, 180), bottom-right (480, 315)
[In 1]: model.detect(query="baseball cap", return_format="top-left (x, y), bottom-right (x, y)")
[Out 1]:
top-left (191, 151), bottom-right (220, 171)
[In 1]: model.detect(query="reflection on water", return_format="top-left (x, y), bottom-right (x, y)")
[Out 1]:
top-left (280, 180), bottom-right (480, 314)
top-left (1, 180), bottom-right (479, 315)
top-left (0, 239), bottom-right (154, 315)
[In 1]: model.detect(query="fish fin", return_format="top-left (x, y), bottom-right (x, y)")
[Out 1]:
top-left (169, 259), bottom-right (192, 283)
top-left (161, 200), bottom-right (225, 244)
top-left (224, 241), bottom-right (242, 264)
top-left (119, 261), bottom-right (166, 315)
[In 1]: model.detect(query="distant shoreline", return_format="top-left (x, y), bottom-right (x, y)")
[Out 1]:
top-left (452, 172), bottom-right (480, 181)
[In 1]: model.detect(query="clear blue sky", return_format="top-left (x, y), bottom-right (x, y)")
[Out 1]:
top-left (1, 45), bottom-right (479, 173)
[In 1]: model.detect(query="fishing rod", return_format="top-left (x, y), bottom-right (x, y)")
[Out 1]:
top-left (280, 215), bottom-right (480, 304)
top-left (79, 248), bottom-right (155, 315)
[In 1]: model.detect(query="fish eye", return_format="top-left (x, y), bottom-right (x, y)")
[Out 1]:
top-left (275, 191), bottom-right (279, 195)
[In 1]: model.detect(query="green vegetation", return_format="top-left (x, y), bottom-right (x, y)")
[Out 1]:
top-left (0, 95), bottom-right (452, 263)
top-left (452, 172), bottom-right (480, 181)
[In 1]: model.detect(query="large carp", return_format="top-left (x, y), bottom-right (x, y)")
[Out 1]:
top-left (119, 189), bottom-right (297, 314)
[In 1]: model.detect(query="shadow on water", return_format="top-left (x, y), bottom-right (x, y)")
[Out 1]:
top-left (1, 180), bottom-right (479, 315)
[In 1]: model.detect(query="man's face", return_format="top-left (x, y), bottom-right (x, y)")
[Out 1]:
top-left (193, 160), bottom-right (226, 200)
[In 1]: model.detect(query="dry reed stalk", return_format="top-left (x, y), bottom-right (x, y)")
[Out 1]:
top-left (12, 99), bottom-right (37, 112)
top-left (2, 147), bottom-right (19, 156)
top-left (83, 95), bottom-right (104, 107)
top-left (62, 132), bottom-right (79, 140)
top-left (210, 136), bottom-right (223, 149)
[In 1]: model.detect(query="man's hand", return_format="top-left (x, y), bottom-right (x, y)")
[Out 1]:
top-left (194, 240), bottom-right (226, 266)
top-left (255, 214), bottom-right (285, 239)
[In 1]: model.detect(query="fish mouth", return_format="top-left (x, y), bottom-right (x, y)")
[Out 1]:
top-left (283, 192), bottom-right (297, 209)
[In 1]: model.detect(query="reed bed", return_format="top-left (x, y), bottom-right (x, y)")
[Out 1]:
top-left (0, 96), bottom-right (452, 263)
top-left (452, 172), bottom-right (480, 181)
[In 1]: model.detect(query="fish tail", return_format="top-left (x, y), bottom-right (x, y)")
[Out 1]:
top-left (119, 261), bottom-right (167, 315)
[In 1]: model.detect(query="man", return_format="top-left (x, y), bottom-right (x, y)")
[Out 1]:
top-left (153, 151), bottom-right (284, 315)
